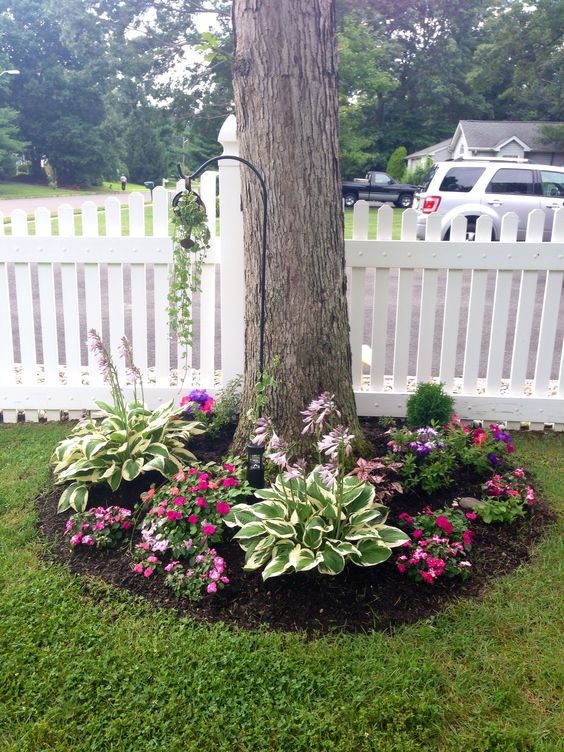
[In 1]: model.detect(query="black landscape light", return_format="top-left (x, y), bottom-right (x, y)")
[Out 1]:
top-left (176, 156), bottom-right (268, 489)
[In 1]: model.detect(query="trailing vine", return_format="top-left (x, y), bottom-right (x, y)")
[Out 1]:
top-left (168, 189), bottom-right (211, 362)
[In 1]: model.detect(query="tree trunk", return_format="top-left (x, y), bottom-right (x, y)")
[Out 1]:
top-left (231, 0), bottom-right (361, 453)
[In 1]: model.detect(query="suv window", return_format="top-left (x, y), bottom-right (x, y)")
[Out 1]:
top-left (540, 169), bottom-right (564, 197)
top-left (438, 167), bottom-right (484, 192)
top-left (486, 168), bottom-right (536, 195)
top-left (420, 165), bottom-right (438, 192)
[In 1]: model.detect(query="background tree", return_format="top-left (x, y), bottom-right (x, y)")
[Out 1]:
top-left (386, 146), bottom-right (407, 181)
top-left (231, 0), bottom-right (360, 450)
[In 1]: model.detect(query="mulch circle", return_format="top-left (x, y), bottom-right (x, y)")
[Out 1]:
top-left (37, 418), bottom-right (556, 635)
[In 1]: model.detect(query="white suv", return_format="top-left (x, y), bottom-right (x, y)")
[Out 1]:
top-left (414, 160), bottom-right (564, 240)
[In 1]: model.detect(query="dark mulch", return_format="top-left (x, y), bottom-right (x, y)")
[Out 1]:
top-left (37, 418), bottom-right (556, 635)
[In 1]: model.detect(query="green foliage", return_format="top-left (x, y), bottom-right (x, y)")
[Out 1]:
top-left (0, 107), bottom-right (26, 179)
top-left (169, 190), bottom-right (211, 353)
top-left (478, 468), bottom-right (535, 524)
top-left (406, 382), bottom-right (455, 429)
top-left (402, 158), bottom-right (433, 187)
top-left (0, 425), bottom-right (563, 751)
top-left (125, 112), bottom-right (168, 184)
top-left (51, 399), bottom-right (203, 512)
top-left (208, 375), bottom-right (243, 434)
top-left (386, 146), bottom-right (407, 181)
top-left (225, 472), bottom-right (408, 579)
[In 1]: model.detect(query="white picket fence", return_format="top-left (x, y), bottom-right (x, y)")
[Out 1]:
top-left (1, 114), bottom-right (563, 428)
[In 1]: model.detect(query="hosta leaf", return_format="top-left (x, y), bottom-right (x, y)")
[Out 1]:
top-left (294, 548), bottom-right (319, 572)
top-left (250, 501), bottom-right (288, 520)
top-left (122, 458), bottom-right (143, 481)
top-left (107, 467), bottom-right (123, 492)
top-left (162, 456), bottom-right (182, 475)
top-left (234, 521), bottom-right (267, 540)
top-left (344, 483), bottom-right (377, 514)
top-left (318, 544), bottom-right (345, 576)
top-left (351, 538), bottom-right (392, 566)
top-left (262, 551), bottom-right (292, 580)
top-left (325, 540), bottom-right (360, 558)
top-left (303, 526), bottom-right (322, 550)
top-left (261, 520), bottom-right (296, 538)
top-left (348, 508), bottom-right (386, 527)
top-left (143, 455), bottom-right (166, 473)
top-left (345, 526), bottom-right (382, 541)
top-left (245, 545), bottom-right (274, 571)
top-left (306, 515), bottom-right (334, 533)
top-left (83, 437), bottom-right (108, 460)
top-left (58, 483), bottom-right (89, 513)
top-left (376, 526), bottom-right (410, 547)
top-left (224, 504), bottom-right (259, 528)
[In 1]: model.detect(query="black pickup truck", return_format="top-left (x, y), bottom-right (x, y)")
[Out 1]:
top-left (342, 171), bottom-right (417, 208)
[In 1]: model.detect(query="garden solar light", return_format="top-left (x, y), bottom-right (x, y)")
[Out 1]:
top-left (177, 155), bottom-right (269, 490)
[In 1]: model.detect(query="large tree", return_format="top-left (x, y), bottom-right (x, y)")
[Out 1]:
top-left (231, 0), bottom-right (360, 451)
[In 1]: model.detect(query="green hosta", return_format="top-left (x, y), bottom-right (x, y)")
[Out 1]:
top-left (225, 472), bottom-right (409, 579)
top-left (52, 399), bottom-right (204, 513)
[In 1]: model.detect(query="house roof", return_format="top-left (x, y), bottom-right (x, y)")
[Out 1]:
top-left (406, 138), bottom-right (452, 160)
top-left (459, 120), bottom-right (564, 152)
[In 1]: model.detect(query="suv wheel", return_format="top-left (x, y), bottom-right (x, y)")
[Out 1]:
top-left (397, 193), bottom-right (413, 209)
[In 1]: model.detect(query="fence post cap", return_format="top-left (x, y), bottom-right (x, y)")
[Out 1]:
top-left (218, 114), bottom-right (239, 156)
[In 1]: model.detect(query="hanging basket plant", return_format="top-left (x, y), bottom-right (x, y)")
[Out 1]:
top-left (168, 188), bottom-right (211, 359)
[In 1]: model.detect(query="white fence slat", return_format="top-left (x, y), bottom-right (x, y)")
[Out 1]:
top-left (107, 263), bottom-right (125, 379)
top-left (462, 269), bottom-right (488, 393)
top-left (369, 269), bottom-right (389, 391)
top-left (425, 213), bottom-right (443, 241)
top-left (60, 263), bottom-right (81, 384)
top-left (392, 268), bottom-right (414, 391)
top-left (58, 205), bottom-right (75, 237)
top-left (177, 338), bottom-right (193, 389)
top-left (0, 262), bottom-right (16, 385)
top-left (14, 263), bottom-right (36, 385)
top-left (558, 340), bottom-right (564, 399)
top-left (130, 264), bottom-right (148, 375)
top-left (350, 267), bottom-right (366, 390)
top-left (0, 211), bottom-right (4, 236)
top-left (533, 270), bottom-right (563, 395)
top-left (153, 262), bottom-right (170, 385)
top-left (84, 263), bottom-right (103, 385)
top-left (11, 209), bottom-right (28, 236)
top-left (105, 198), bottom-right (122, 236)
top-left (129, 192), bottom-right (146, 238)
top-left (400, 208), bottom-right (418, 240)
top-left (525, 209), bottom-right (545, 242)
top-left (439, 269), bottom-right (463, 389)
top-left (509, 271), bottom-right (538, 396)
top-left (485, 270), bottom-right (513, 395)
top-left (415, 268), bottom-right (438, 383)
top-left (353, 201), bottom-right (369, 238)
top-left (152, 186), bottom-right (169, 238)
top-left (552, 207), bottom-right (564, 242)
top-left (200, 261), bottom-right (216, 387)
top-left (82, 202), bottom-right (99, 236)
top-left (35, 207), bottom-right (52, 236)
top-left (376, 205), bottom-right (393, 240)
top-left (37, 262), bottom-right (59, 385)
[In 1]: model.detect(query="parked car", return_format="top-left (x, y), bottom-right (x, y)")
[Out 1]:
top-left (342, 171), bottom-right (417, 208)
top-left (414, 159), bottom-right (564, 240)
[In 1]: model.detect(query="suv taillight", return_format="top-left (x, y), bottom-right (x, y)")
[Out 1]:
top-left (422, 196), bottom-right (441, 214)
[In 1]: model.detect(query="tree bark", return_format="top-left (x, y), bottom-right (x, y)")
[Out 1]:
top-left (231, 0), bottom-right (361, 452)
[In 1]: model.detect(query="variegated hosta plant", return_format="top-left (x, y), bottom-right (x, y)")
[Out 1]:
top-left (52, 399), bottom-right (204, 513)
top-left (224, 471), bottom-right (409, 579)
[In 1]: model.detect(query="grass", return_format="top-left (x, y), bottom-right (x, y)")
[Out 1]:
top-left (344, 206), bottom-right (404, 239)
top-left (0, 424), bottom-right (562, 751)
top-left (0, 180), bottom-right (148, 200)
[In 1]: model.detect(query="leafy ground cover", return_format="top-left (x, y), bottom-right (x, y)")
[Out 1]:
top-left (0, 421), bottom-right (562, 751)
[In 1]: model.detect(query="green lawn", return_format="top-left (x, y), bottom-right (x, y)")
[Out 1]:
top-left (344, 206), bottom-right (404, 239)
top-left (0, 424), bottom-right (562, 752)
top-left (0, 180), bottom-right (149, 200)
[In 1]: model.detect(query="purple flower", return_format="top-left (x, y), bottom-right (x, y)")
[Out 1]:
top-left (317, 425), bottom-right (355, 459)
top-left (301, 392), bottom-right (341, 434)
top-left (487, 453), bottom-right (499, 465)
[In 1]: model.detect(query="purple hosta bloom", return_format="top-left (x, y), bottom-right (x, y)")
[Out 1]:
top-left (318, 425), bottom-right (355, 459)
top-left (251, 416), bottom-right (272, 446)
top-left (283, 458), bottom-right (308, 481)
top-left (87, 329), bottom-right (111, 383)
top-left (301, 392), bottom-right (341, 434)
top-left (118, 336), bottom-right (142, 385)
top-left (267, 431), bottom-right (289, 469)
top-left (316, 458), bottom-right (339, 485)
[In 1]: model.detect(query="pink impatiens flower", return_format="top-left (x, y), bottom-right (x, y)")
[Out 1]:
top-left (435, 516), bottom-right (453, 534)
top-left (144, 567), bottom-right (154, 577)
top-left (188, 514), bottom-right (199, 525)
top-left (202, 523), bottom-right (216, 536)
top-left (133, 563), bottom-right (144, 573)
top-left (216, 501), bottom-right (230, 515)
top-left (206, 582), bottom-right (217, 593)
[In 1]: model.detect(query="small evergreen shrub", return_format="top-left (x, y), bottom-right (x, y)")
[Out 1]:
top-left (406, 382), bottom-right (455, 428)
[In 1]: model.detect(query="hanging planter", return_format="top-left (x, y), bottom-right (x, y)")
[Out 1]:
top-left (168, 187), bottom-right (211, 361)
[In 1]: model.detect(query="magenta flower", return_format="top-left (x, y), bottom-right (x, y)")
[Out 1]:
top-left (435, 516), bottom-right (453, 534)
top-left (207, 582), bottom-right (217, 593)
top-left (202, 523), bottom-right (216, 536)
top-left (133, 563), bottom-right (144, 574)
top-left (188, 514), bottom-right (199, 524)
top-left (216, 501), bottom-right (230, 515)
top-left (143, 567), bottom-right (154, 577)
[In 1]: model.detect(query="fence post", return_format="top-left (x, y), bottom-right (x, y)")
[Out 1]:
top-left (217, 114), bottom-right (245, 386)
